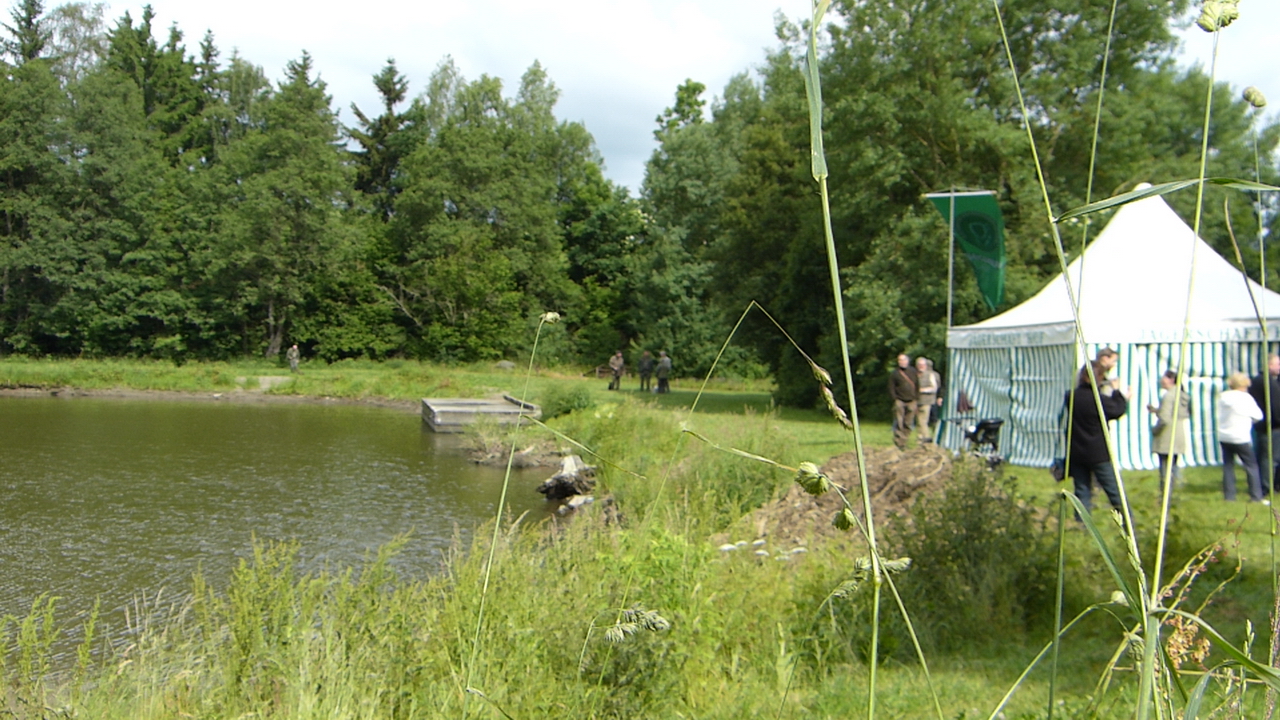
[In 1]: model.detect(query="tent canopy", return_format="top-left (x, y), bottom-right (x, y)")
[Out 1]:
top-left (949, 188), bottom-right (1280, 348)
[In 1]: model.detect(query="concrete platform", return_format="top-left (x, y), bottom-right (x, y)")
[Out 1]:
top-left (421, 395), bottom-right (541, 433)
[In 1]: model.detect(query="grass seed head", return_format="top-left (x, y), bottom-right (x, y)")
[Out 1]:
top-left (810, 362), bottom-right (833, 386)
top-left (1195, 0), bottom-right (1240, 32)
top-left (833, 507), bottom-right (856, 531)
top-left (819, 386), bottom-right (854, 429)
top-left (795, 462), bottom-right (831, 495)
top-left (1244, 86), bottom-right (1267, 108)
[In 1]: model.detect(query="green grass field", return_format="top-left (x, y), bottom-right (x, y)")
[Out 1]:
top-left (2, 357), bottom-right (1278, 718)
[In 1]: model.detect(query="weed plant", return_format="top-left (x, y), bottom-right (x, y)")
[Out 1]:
top-left (889, 462), bottom-right (1058, 653)
top-left (538, 383), bottom-right (595, 419)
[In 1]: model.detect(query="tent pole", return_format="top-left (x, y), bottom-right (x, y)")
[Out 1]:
top-left (946, 188), bottom-right (956, 330)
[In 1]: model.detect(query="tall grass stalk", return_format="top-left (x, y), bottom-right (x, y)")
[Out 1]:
top-left (1246, 85), bottom-right (1280, 717)
top-left (1051, 0), bottom-right (1119, 714)
top-left (462, 311), bottom-right (557, 718)
top-left (802, 1), bottom-right (907, 717)
top-left (989, 0), bottom-right (1154, 714)
top-left (1141, 22), bottom-right (1221, 720)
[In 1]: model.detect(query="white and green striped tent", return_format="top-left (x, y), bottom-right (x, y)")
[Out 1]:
top-left (943, 188), bottom-right (1280, 469)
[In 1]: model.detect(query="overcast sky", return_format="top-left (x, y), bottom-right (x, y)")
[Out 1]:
top-left (108, 1), bottom-right (1278, 194)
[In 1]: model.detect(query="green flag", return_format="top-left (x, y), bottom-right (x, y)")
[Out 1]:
top-left (927, 191), bottom-right (1006, 310)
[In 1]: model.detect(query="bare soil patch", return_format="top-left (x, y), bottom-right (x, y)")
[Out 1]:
top-left (726, 444), bottom-right (952, 548)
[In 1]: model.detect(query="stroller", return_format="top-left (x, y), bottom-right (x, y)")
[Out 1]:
top-left (943, 417), bottom-right (1005, 469)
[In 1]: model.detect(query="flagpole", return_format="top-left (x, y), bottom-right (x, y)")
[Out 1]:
top-left (946, 188), bottom-right (956, 331)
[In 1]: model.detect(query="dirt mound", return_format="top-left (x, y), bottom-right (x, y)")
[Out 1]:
top-left (467, 438), bottom-right (563, 468)
top-left (733, 445), bottom-right (952, 547)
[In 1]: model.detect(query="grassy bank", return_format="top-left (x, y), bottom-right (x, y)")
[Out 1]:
top-left (1, 358), bottom-right (1276, 717)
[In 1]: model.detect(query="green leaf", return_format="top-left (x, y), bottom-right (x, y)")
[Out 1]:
top-left (802, 0), bottom-right (831, 181)
top-left (1061, 492), bottom-right (1142, 615)
top-left (1181, 663), bottom-right (1219, 720)
top-left (1055, 177), bottom-right (1280, 223)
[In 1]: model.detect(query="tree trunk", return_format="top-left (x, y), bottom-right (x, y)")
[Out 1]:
top-left (264, 299), bottom-right (284, 358)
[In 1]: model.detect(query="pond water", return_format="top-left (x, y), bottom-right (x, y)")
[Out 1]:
top-left (0, 396), bottom-right (548, 659)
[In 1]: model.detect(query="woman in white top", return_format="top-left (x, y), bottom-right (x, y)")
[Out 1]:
top-left (1218, 372), bottom-right (1266, 502)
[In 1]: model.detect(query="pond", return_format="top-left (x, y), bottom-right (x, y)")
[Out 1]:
top-left (0, 396), bottom-right (549, 661)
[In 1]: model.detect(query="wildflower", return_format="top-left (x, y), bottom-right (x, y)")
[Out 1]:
top-left (539, 311), bottom-right (561, 324)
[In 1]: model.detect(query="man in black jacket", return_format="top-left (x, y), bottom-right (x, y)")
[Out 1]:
top-left (1249, 355), bottom-right (1280, 491)
top-left (889, 353), bottom-right (918, 450)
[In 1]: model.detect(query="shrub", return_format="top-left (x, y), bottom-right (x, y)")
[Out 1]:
top-left (540, 384), bottom-right (595, 419)
top-left (888, 462), bottom-right (1056, 652)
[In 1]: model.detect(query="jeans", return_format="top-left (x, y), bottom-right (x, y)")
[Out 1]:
top-left (1255, 427), bottom-right (1280, 492)
top-left (1070, 460), bottom-right (1122, 512)
top-left (1155, 453), bottom-right (1182, 488)
top-left (1221, 441), bottom-right (1264, 501)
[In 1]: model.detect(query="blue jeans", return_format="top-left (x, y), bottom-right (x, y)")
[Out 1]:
top-left (1254, 427), bottom-right (1280, 492)
top-left (1221, 441), bottom-right (1264, 501)
top-left (1070, 460), bottom-right (1122, 512)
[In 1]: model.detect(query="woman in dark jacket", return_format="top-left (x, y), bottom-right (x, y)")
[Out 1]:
top-left (1066, 363), bottom-right (1130, 512)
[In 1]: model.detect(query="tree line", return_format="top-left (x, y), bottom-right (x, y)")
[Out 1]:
top-left (1, 0), bottom-right (1277, 409)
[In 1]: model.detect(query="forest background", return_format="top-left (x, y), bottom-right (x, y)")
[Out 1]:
top-left (1, 0), bottom-right (1278, 414)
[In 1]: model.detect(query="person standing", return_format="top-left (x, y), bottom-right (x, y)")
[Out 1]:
top-left (638, 350), bottom-right (655, 392)
top-left (286, 343), bottom-right (300, 373)
top-left (608, 350), bottom-right (625, 391)
top-left (1219, 372), bottom-right (1266, 502)
top-left (656, 351), bottom-right (672, 394)
top-left (1079, 348), bottom-right (1119, 395)
top-left (1249, 355), bottom-right (1280, 491)
top-left (914, 356), bottom-right (942, 444)
top-left (889, 353), bottom-right (918, 450)
top-left (1147, 370), bottom-right (1190, 489)
top-left (1066, 363), bottom-right (1130, 513)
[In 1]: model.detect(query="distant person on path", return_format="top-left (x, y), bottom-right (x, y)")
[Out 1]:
top-left (608, 350), bottom-right (625, 391)
top-left (656, 351), bottom-right (672, 394)
top-left (1066, 362), bottom-right (1130, 513)
top-left (1148, 369), bottom-right (1190, 489)
top-left (1219, 372), bottom-right (1266, 503)
top-left (914, 356), bottom-right (942, 444)
top-left (889, 353), bottom-right (918, 450)
top-left (286, 343), bottom-right (300, 373)
top-left (638, 350), bottom-right (655, 392)
top-left (1249, 355), bottom-right (1280, 491)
